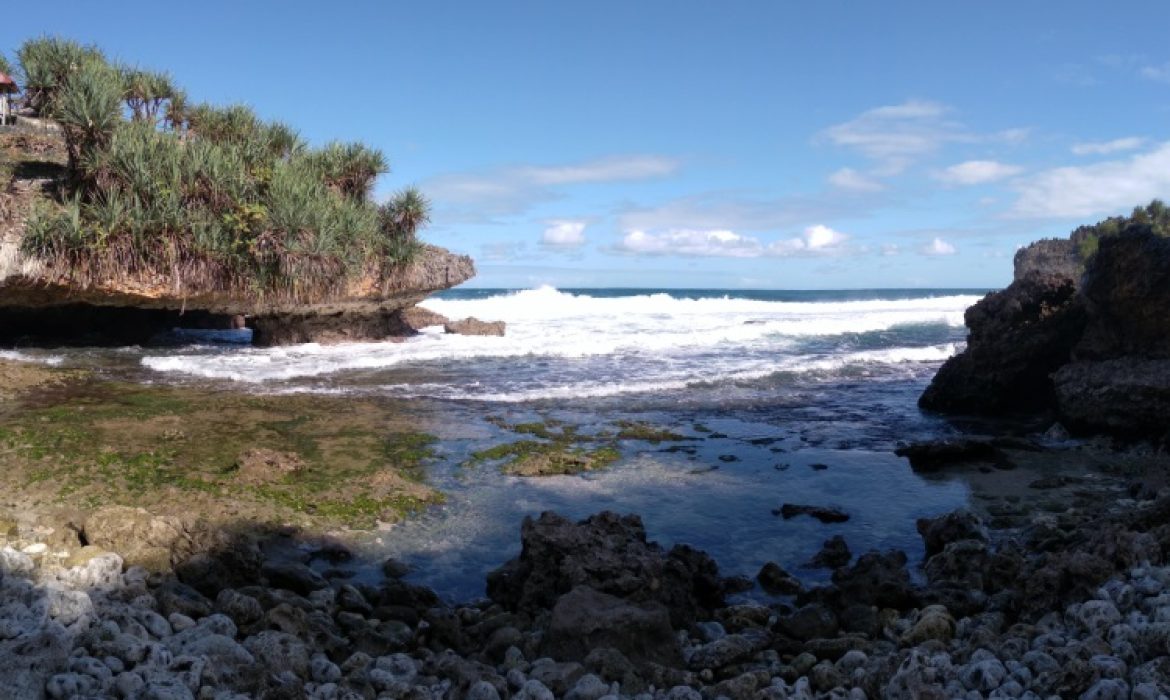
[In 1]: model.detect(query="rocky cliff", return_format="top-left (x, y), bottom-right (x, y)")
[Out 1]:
top-left (920, 220), bottom-right (1170, 440)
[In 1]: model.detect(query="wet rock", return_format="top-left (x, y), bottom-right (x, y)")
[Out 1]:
top-left (261, 560), bottom-right (328, 596)
top-left (895, 439), bottom-right (1007, 472)
top-left (774, 504), bottom-right (850, 524)
top-left (757, 562), bottom-right (802, 595)
top-left (486, 511), bottom-right (723, 628)
top-left (775, 604), bottom-right (838, 641)
top-left (807, 535), bottom-right (852, 569)
top-left (919, 270), bottom-right (1085, 415)
top-left (445, 317), bottom-right (506, 336)
top-left (831, 550), bottom-right (917, 611)
top-left (916, 509), bottom-right (988, 557)
top-left (541, 585), bottom-right (683, 668)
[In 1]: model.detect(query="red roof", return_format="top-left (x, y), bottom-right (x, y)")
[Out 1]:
top-left (0, 72), bottom-right (18, 94)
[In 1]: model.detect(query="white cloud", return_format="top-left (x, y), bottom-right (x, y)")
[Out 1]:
top-left (921, 237), bottom-right (957, 256)
top-left (936, 160), bottom-right (1023, 185)
top-left (518, 156), bottom-right (678, 185)
top-left (616, 229), bottom-right (762, 258)
top-left (881, 243), bottom-right (901, 256)
top-left (828, 167), bottom-right (884, 192)
top-left (820, 100), bottom-right (1026, 174)
top-left (1010, 142), bottom-right (1170, 219)
top-left (425, 154), bottom-right (681, 222)
top-left (613, 224), bottom-right (850, 258)
top-left (540, 220), bottom-right (587, 249)
top-left (1071, 137), bottom-right (1146, 156)
top-left (1140, 63), bottom-right (1170, 83)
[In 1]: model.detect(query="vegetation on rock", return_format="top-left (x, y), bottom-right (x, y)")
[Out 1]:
top-left (8, 36), bottom-right (430, 303)
top-left (1074, 199), bottom-right (1170, 261)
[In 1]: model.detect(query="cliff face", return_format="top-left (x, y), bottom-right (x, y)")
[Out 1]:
top-left (921, 224), bottom-right (1170, 440)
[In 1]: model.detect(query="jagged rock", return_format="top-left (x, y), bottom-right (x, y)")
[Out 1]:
top-left (400, 305), bottom-right (450, 330)
top-left (807, 535), bottom-right (852, 569)
top-left (830, 550), bottom-right (917, 611)
top-left (920, 272), bottom-right (1085, 415)
top-left (485, 511), bottom-right (723, 628)
top-left (916, 510), bottom-right (988, 558)
top-left (757, 561), bottom-right (802, 595)
top-left (445, 317), bottom-right (506, 337)
top-left (1054, 359), bottom-right (1170, 437)
top-left (542, 586), bottom-right (682, 668)
top-left (895, 439), bottom-right (1006, 473)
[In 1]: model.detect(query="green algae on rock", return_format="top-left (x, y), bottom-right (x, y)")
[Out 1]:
top-left (0, 368), bottom-right (443, 529)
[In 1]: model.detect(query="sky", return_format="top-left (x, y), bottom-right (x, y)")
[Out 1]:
top-left (5, 2), bottom-right (1170, 289)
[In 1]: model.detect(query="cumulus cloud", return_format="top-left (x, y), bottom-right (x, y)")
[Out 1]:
top-left (828, 167), bottom-right (884, 192)
top-left (819, 100), bottom-right (1026, 174)
top-left (1140, 63), bottom-right (1170, 83)
top-left (540, 220), bottom-right (587, 249)
top-left (425, 155), bottom-right (681, 222)
top-left (1071, 137), bottom-right (1146, 156)
top-left (921, 237), bottom-right (957, 256)
top-left (613, 225), bottom-right (850, 258)
top-left (935, 160), bottom-right (1023, 185)
top-left (1010, 142), bottom-right (1170, 218)
top-left (615, 229), bottom-right (761, 258)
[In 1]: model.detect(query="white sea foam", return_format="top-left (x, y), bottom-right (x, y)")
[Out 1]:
top-left (139, 288), bottom-right (977, 397)
top-left (0, 350), bottom-right (64, 366)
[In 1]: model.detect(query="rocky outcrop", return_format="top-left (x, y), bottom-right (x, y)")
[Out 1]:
top-left (921, 224), bottom-right (1170, 439)
top-left (919, 273), bottom-right (1085, 415)
top-left (485, 511), bottom-right (724, 629)
top-left (445, 317), bottom-right (506, 337)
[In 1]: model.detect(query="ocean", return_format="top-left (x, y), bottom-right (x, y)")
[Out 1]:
top-left (7, 287), bottom-right (988, 599)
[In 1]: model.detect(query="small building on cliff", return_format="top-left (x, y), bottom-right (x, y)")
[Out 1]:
top-left (0, 72), bottom-right (18, 125)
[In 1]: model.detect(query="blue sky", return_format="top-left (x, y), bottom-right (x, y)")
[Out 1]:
top-left (5, 2), bottom-right (1170, 289)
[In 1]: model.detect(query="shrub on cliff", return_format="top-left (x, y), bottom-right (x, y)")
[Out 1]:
top-left (1074, 200), bottom-right (1170, 262)
top-left (11, 36), bottom-right (429, 303)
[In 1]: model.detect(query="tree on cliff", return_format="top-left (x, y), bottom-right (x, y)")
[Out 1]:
top-left (11, 36), bottom-right (431, 303)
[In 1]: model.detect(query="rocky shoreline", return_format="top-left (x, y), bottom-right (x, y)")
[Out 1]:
top-left (3, 438), bottom-right (1170, 700)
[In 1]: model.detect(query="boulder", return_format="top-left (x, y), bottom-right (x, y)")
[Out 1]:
top-left (830, 550), bottom-right (917, 611)
top-left (916, 510), bottom-right (987, 558)
top-left (541, 586), bottom-right (683, 668)
top-left (400, 305), bottom-right (450, 331)
top-left (807, 535), bottom-right (852, 569)
top-left (445, 317), bottom-right (506, 337)
top-left (895, 439), bottom-right (1005, 473)
top-left (485, 511), bottom-right (723, 628)
top-left (757, 562), bottom-right (802, 595)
